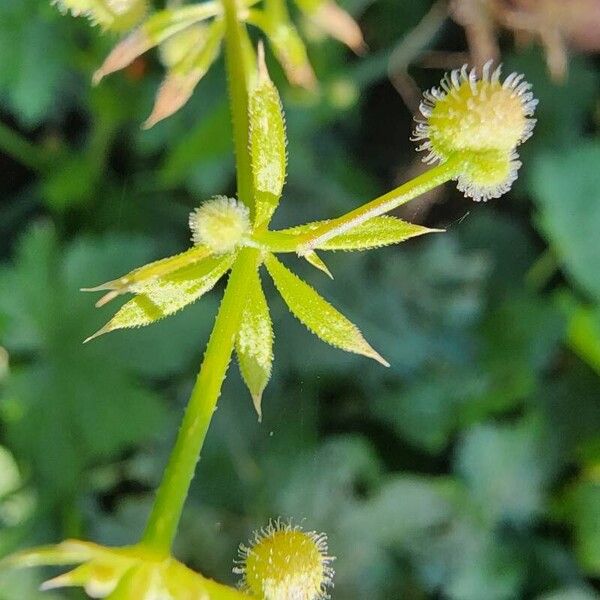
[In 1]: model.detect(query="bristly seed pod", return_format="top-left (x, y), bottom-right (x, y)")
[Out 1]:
top-left (412, 61), bottom-right (538, 201)
top-left (234, 519), bottom-right (335, 600)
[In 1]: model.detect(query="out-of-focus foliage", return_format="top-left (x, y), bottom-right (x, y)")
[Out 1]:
top-left (0, 1), bottom-right (598, 599)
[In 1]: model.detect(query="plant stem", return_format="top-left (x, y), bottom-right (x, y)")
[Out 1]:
top-left (142, 0), bottom-right (257, 554)
top-left (296, 157), bottom-right (461, 253)
top-left (223, 0), bottom-right (254, 208)
top-left (0, 121), bottom-right (47, 172)
top-left (525, 248), bottom-right (557, 291)
top-left (142, 248), bottom-right (257, 553)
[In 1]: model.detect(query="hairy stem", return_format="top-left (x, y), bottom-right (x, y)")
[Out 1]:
top-left (223, 0), bottom-right (254, 208)
top-left (296, 157), bottom-right (461, 253)
top-left (142, 248), bottom-right (257, 553)
top-left (142, 0), bottom-right (256, 554)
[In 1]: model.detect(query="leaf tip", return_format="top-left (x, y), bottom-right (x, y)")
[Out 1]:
top-left (304, 251), bottom-right (334, 279)
top-left (366, 347), bottom-right (390, 367)
top-left (83, 325), bottom-right (110, 344)
top-left (95, 290), bottom-right (121, 308)
top-left (257, 40), bottom-right (268, 83)
top-left (314, 1), bottom-right (367, 55)
top-left (40, 576), bottom-right (64, 592)
top-left (252, 392), bottom-right (263, 423)
top-left (91, 70), bottom-right (103, 86)
top-left (140, 118), bottom-right (154, 131)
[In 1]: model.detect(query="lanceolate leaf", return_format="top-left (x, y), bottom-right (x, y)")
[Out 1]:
top-left (283, 215), bottom-right (441, 251)
top-left (303, 250), bottom-right (333, 278)
top-left (293, 0), bottom-right (365, 53)
top-left (55, 0), bottom-right (148, 32)
top-left (93, 2), bottom-right (223, 83)
top-left (248, 2), bottom-right (316, 89)
top-left (236, 266), bottom-right (273, 419)
top-left (249, 45), bottom-right (287, 227)
top-left (86, 253), bottom-right (234, 340)
top-left (82, 245), bottom-right (211, 305)
top-left (144, 19), bottom-right (225, 128)
top-left (292, 0), bottom-right (322, 12)
top-left (264, 254), bottom-right (388, 365)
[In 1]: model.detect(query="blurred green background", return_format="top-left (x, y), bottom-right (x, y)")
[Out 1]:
top-left (0, 0), bottom-right (599, 598)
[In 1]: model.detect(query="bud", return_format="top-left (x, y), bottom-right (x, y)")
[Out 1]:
top-left (189, 197), bottom-right (251, 254)
top-left (235, 519), bottom-right (334, 600)
top-left (412, 62), bottom-right (537, 201)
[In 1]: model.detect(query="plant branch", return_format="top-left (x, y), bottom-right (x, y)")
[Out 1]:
top-left (0, 121), bottom-right (48, 172)
top-left (141, 0), bottom-right (258, 554)
top-left (142, 247), bottom-right (258, 553)
top-left (296, 157), bottom-right (461, 254)
top-left (223, 0), bottom-right (254, 209)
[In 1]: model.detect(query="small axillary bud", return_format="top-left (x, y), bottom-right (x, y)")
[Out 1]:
top-left (189, 196), bottom-right (251, 254)
top-left (235, 520), bottom-right (334, 600)
top-left (412, 62), bottom-right (538, 201)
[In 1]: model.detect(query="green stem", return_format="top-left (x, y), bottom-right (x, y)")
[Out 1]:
top-left (223, 0), bottom-right (254, 208)
top-left (296, 157), bottom-right (461, 254)
top-left (526, 248), bottom-right (558, 291)
top-left (142, 0), bottom-right (257, 554)
top-left (0, 121), bottom-right (47, 172)
top-left (142, 248), bottom-right (258, 553)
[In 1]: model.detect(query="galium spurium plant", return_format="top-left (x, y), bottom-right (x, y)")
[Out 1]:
top-left (3, 0), bottom-right (537, 598)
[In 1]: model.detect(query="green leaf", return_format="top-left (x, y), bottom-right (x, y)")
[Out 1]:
top-left (248, 45), bottom-right (287, 227)
top-left (0, 447), bottom-right (21, 499)
top-left (93, 2), bottom-right (223, 83)
top-left (0, 568), bottom-right (64, 600)
top-left (276, 435), bottom-right (382, 518)
top-left (0, 1), bottom-right (77, 126)
top-left (293, 0), bottom-right (323, 12)
top-left (104, 566), bottom-right (149, 600)
top-left (88, 253), bottom-right (234, 340)
top-left (303, 250), bottom-right (333, 278)
top-left (143, 20), bottom-right (225, 128)
top-left (264, 254), bottom-right (388, 365)
top-left (283, 215), bottom-right (440, 251)
top-left (248, 2), bottom-right (316, 89)
top-left (562, 296), bottom-right (600, 375)
top-left (82, 245), bottom-right (211, 303)
top-left (538, 588), bottom-right (599, 600)
top-left (563, 478), bottom-right (600, 575)
top-left (456, 420), bottom-right (551, 525)
top-left (293, 0), bottom-right (365, 53)
top-left (159, 102), bottom-right (233, 187)
top-left (348, 475), bottom-right (458, 545)
top-left (56, 0), bottom-right (147, 31)
top-left (236, 266), bottom-right (273, 420)
top-left (531, 143), bottom-right (600, 301)
top-left (0, 226), bottom-right (169, 500)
